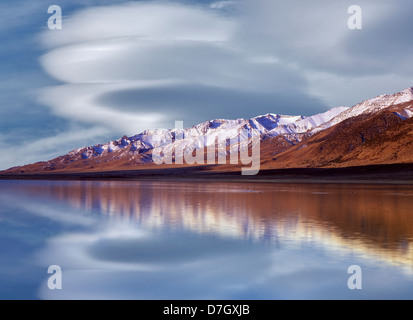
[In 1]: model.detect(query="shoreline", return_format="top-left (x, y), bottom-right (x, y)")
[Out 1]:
top-left (1, 163), bottom-right (413, 185)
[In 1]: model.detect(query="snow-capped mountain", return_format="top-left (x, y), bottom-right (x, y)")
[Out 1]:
top-left (267, 106), bottom-right (349, 136)
top-left (312, 86), bottom-right (413, 134)
top-left (59, 109), bottom-right (346, 165)
top-left (4, 86), bottom-right (413, 173)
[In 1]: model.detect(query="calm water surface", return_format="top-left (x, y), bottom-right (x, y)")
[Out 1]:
top-left (0, 180), bottom-right (412, 299)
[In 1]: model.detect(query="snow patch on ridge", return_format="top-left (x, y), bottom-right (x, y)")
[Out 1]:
top-left (312, 86), bottom-right (413, 134)
top-left (61, 86), bottom-right (413, 163)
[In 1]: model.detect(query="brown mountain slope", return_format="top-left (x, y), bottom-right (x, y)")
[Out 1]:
top-left (261, 107), bottom-right (413, 169)
top-left (5, 147), bottom-right (155, 173)
top-left (6, 111), bottom-right (413, 174)
top-left (5, 130), bottom-right (296, 174)
top-left (4, 97), bottom-right (413, 175)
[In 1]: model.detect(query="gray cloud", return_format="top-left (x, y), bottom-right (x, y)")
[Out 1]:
top-left (38, 1), bottom-right (329, 134)
top-left (235, 0), bottom-right (413, 105)
top-left (0, 125), bottom-right (111, 169)
top-left (236, 0), bottom-right (397, 74)
top-left (342, 3), bottom-right (413, 75)
top-left (38, 0), bottom-right (413, 131)
top-left (97, 84), bottom-right (326, 125)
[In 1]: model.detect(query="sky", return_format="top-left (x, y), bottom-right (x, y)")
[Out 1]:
top-left (1, 0), bottom-right (413, 169)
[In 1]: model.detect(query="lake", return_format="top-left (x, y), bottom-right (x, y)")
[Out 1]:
top-left (0, 179), bottom-right (412, 300)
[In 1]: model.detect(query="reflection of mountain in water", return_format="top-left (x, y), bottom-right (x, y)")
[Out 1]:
top-left (7, 181), bottom-right (413, 270)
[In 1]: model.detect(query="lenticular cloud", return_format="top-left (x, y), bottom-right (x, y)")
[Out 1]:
top-left (38, 1), bottom-right (325, 135)
top-left (38, 2), bottom-right (240, 134)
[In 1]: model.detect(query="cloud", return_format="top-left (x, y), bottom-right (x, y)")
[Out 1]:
top-left (0, 125), bottom-right (110, 169)
top-left (342, 2), bottom-right (413, 75)
top-left (97, 83), bottom-right (325, 122)
top-left (231, 0), bottom-right (413, 106)
top-left (236, 0), bottom-right (391, 73)
top-left (38, 83), bottom-right (170, 135)
top-left (210, 1), bottom-right (236, 9)
top-left (0, 1), bottom-right (41, 33)
top-left (304, 72), bottom-right (413, 110)
top-left (38, 1), bottom-right (328, 136)
top-left (40, 2), bottom-right (235, 49)
top-left (38, 0), bottom-right (413, 133)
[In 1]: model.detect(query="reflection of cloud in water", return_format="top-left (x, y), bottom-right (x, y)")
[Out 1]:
top-left (0, 193), bottom-right (95, 227)
top-left (36, 221), bottom-right (413, 300)
top-left (35, 223), bottom-right (278, 299)
top-left (1, 180), bottom-right (413, 299)
top-left (9, 180), bottom-right (412, 270)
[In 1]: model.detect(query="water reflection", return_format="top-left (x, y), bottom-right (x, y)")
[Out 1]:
top-left (4, 180), bottom-right (413, 271)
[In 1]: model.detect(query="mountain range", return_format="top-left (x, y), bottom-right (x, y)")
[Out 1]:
top-left (4, 86), bottom-right (413, 175)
